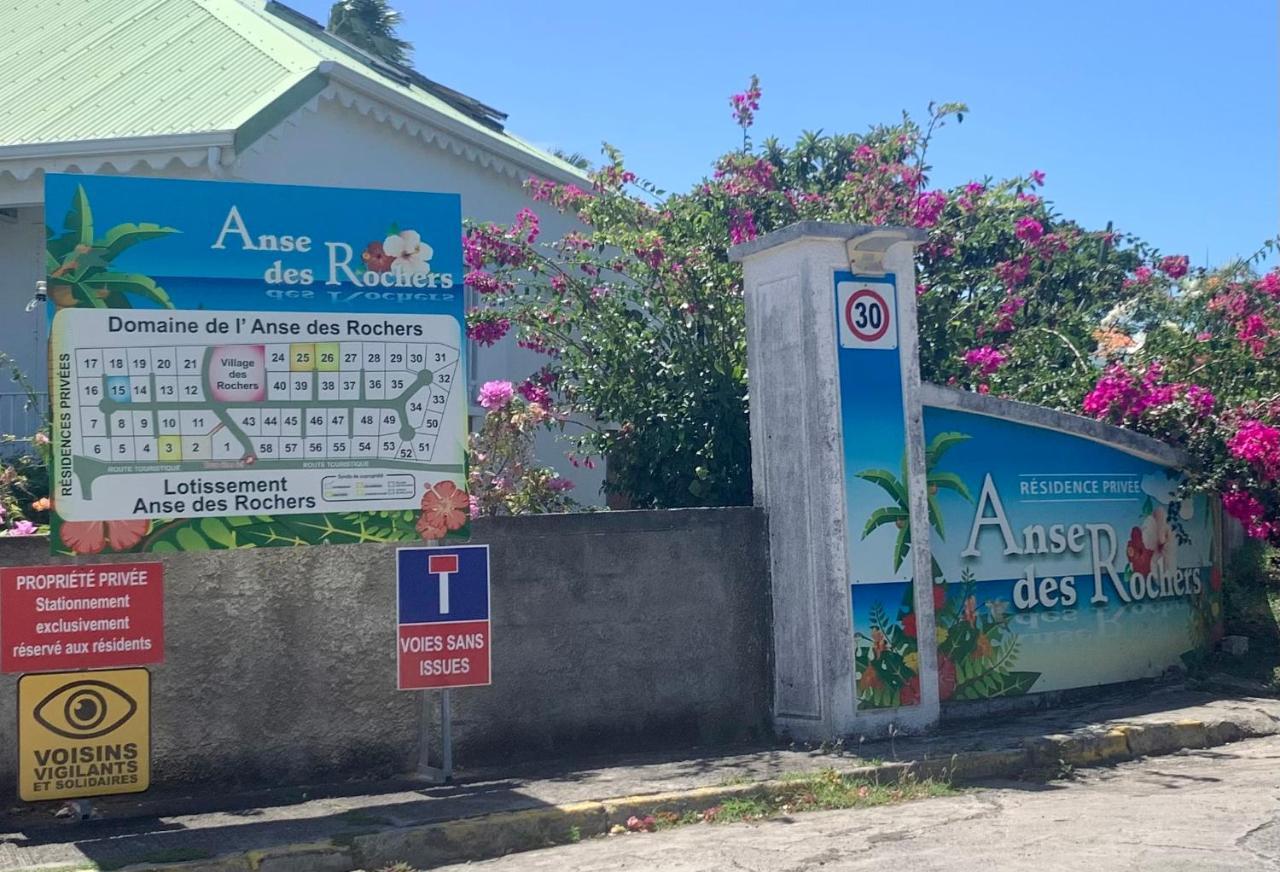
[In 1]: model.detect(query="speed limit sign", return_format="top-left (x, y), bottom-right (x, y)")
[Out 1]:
top-left (837, 280), bottom-right (897, 350)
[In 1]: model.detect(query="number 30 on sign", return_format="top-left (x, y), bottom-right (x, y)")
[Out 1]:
top-left (837, 280), bottom-right (897, 350)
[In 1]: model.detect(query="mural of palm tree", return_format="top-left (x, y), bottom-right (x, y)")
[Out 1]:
top-left (858, 432), bottom-right (973, 571)
top-left (46, 185), bottom-right (177, 309)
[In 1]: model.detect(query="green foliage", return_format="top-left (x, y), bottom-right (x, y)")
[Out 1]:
top-left (327, 0), bottom-right (412, 64)
top-left (935, 569), bottom-right (1040, 701)
top-left (468, 94), bottom-right (1143, 507)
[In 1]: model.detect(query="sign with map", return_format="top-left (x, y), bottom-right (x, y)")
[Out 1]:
top-left (45, 174), bottom-right (467, 553)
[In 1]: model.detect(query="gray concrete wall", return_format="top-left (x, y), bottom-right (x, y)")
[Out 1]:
top-left (0, 508), bottom-right (772, 794)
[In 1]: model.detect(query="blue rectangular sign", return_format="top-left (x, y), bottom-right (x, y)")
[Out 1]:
top-left (397, 545), bottom-right (490, 624)
top-left (44, 173), bottom-right (469, 552)
top-left (397, 545), bottom-right (491, 689)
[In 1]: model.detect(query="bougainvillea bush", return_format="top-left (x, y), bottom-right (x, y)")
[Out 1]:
top-left (1080, 256), bottom-right (1280, 545)
top-left (467, 379), bottom-right (578, 517)
top-left (465, 83), bottom-right (1155, 508)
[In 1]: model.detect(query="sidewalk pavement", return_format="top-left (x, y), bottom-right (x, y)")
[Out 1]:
top-left (3, 685), bottom-right (1279, 872)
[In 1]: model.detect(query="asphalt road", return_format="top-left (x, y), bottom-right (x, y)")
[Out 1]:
top-left (441, 735), bottom-right (1280, 871)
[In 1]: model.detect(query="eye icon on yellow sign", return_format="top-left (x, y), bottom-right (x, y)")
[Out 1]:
top-left (19, 668), bottom-right (151, 802)
top-left (33, 679), bottom-right (138, 740)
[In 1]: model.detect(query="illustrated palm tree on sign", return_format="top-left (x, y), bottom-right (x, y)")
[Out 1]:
top-left (858, 432), bottom-right (972, 572)
top-left (46, 185), bottom-right (177, 310)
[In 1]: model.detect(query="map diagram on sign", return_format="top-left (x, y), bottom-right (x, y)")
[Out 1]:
top-left (51, 309), bottom-right (467, 522)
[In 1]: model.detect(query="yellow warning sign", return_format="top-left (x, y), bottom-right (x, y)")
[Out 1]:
top-left (18, 668), bottom-right (150, 801)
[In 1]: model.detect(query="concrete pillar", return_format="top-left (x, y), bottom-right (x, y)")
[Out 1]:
top-left (729, 222), bottom-right (937, 740)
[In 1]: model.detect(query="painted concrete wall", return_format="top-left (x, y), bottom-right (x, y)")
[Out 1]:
top-left (0, 87), bottom-right (605, 499)
top-left (0, 508), bottom-right (772, 794)
top-left (919, 385), bottom-right (1222, 707)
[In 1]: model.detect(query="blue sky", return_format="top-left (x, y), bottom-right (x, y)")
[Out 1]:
top-left (292, 1), bottom-right (1278, 267)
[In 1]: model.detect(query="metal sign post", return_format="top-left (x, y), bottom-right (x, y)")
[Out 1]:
top-left (415, 689), bottom-right (454, 783)
top-left (397, 545), bottom-right (491, 784)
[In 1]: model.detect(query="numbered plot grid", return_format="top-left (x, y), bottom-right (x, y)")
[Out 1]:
top-left (74, 342), bottom-right (458, 465)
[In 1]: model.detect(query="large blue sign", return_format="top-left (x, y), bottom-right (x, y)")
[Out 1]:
top-left (44, 173), bottom-right (469, 553)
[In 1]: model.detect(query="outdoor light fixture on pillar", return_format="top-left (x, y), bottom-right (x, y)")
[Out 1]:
top-left (730, 222), bottom-right (937, 741)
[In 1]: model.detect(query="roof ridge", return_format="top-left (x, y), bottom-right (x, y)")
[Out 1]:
top-left (255, 0), bottom-right (508, 132)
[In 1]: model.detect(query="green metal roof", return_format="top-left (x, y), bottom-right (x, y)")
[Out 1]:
top-left (0, 0), bottom-right (582, 178)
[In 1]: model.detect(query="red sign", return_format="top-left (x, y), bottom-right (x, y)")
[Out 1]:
top-left (844, 288), bottom-right (891, 342)
top-left (397, 545), bottom-right (491, 691)
top-left (397, 621), bottom-right (491, 690)
top-left (1, 562), bottom-right (164, 674)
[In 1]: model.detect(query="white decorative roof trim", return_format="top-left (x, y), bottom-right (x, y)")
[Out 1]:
top-left (318, 81), bottom-right (526, 181)
top-left (0, 148), bottom-right (214, 182)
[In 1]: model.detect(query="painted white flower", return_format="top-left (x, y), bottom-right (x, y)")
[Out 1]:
top-left (383, 229), bottom-right (433, 276)
top-left (1142, 506), bottom-right (1178, 582)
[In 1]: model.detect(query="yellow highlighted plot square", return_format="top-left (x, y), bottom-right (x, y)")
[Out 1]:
top-left (315, 342), bottom-right (340, 372)
top-left (18, 668), bottom-right (150, 801)
top-left (157, 435), bottom-right (182, 462)
top-left (290, 343), bottom-right (315, 371)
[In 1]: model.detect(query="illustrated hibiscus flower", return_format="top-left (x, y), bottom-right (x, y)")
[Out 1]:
top-left (1142, 506), bottom-right (1178, 580)
top-left (938, 655), bottom-right (957, 701)
top-left (962, 595), bottom-right (978, 626)
top-left (900, 675), bottom-right (921, 706)
top-left (933, 582), bottom-right (947, 611)
top-left (361, 240), bottom-right (394, 272)
top-left (384, 229), bottom-right (433, 276)
top-left (871, 627), bottom-right (888, 655)
top-left (1127, 526), bottom-right (1153, 575)
top-left (857, 664), bottom-right (883, 693)
top-left (60, 519), bottom-right (149, 554)
top-left (901, 612), bottom-right (917, 638)
top-left (418, 480), bottom-right (468, 541)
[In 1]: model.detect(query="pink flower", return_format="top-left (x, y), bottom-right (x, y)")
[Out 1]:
top-left (1014, 217), bottom-right (1045, 243)
top-left (1184, 385), bottom-right (1216, 415)
top-left (548, 478), bottom-right (575, 492)
top-left (1228, 420), bottom-right (1280, 478)
top-left (730, 75), bottom-right (762, 128)
top-left (8, 520), bottom-right (36, 536)
top-left (912, 191), bottom-right (947, 228)
top-left (1258, 271), bottom-right (1280, 299)
top-left (513, 207), bottom-right (540, 244)
top-left (1223, 490), bottom-right (1266, 526)
top-left (466, 317), bottom-right (510, 347)
top-left (477, 380), bottom-right (515, 411)
top-left (728, 208), bottom-right (759, 245)
top-left (963, 346), bottom-right (1007, 376)
top-left (465, 270), bottom-right (512, 296)
top-left (995, 257), bottom-right (1032, 290)
top-left (1029, 169), bottom-right (1046, 186)
top-left (1158, 255), bottom-right (1189, 279)
top-left (517, 380), bottom-right (551, 405)
top-left (1237, 314), bottom-right (1272, 358)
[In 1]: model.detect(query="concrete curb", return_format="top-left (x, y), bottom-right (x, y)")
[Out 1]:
top-left (72, 711), bottom-right (1280, 872)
